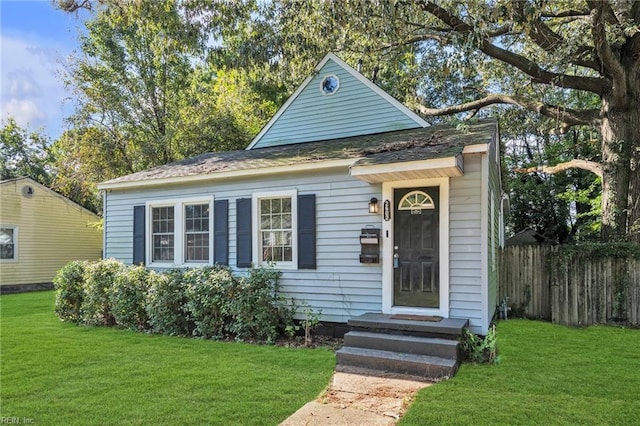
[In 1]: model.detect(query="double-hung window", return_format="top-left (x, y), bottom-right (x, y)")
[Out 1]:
top-left (253, 190), bottom-right (297, 269)
top-left (0, 226), bottom-right (17, 261)
top-left (147, 198), bottom-right (212, 267)
top-left (151, 206), bottom-right (175, 262)
top-left (184, 203), bottom-right (210, 263)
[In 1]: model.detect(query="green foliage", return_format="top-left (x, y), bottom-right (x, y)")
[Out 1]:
top-left (461, 324), bottom-right (499, 364)
top-left (55, 260), bottom-right (300, 343)
top-left (53, 260), bottom-right (88, 323)
top-left (502, 110), bottom-right (602, 243)
top-left (80, 259), bottom-right (124, 326)
top-left (227, 265), bottom-right (292, 343)
top-left (285, 302), bottom-right (322, 347)
top-left (109, 265), bottom-right (151, 331)
top-left (49, 127), bottom-right (114, 213)
top-left (0, 118), bottom-right (54, 185)
top-left (145, 269), bottom-right (192, 336)
top-left (183, 266), bottom-right (236, 339)
top-left (57, 0), bottom-right (272, 205)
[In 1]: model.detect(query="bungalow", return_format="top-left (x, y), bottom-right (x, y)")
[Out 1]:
top-left (98, 53), bottom-right (503, 345)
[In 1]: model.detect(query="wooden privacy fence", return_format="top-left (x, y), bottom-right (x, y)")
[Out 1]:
top-left (499, 245), bottom-right (640, 327)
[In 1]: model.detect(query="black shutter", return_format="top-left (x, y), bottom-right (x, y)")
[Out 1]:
top-left (133, 205), bottom-right (145, 265)
top-left (214, 199), bottom-right (229, 266)
top-left (236, 198), bottom-right (252, 268)
top-left (297, 194), bottom-right (316, 269)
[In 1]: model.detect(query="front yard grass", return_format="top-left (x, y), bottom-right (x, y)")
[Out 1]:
top-left (401, 319), bottom-right (640, 425)
top-left (0, 291), bottom-right (335, 425)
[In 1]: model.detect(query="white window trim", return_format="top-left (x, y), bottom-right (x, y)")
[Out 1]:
top-left (252, 189), bottom-right (298, 270)
top-left (145, 196), bottom-right (214, 268)
top-left (0, 225), bottom-right (18, 263)
top-left (381, 178), bottom-right (450, 319)
top-left (319, 74), bottom-right (340, 95)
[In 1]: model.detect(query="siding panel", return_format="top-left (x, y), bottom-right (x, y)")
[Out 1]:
top-left (104, 170), bottom-right (382, 323)
top-left (0, 179), bottom-right (102, 286)
top-left (253, 60), bottom-right (420, 148)
top-left (449, 155), bottom-right (484, 332)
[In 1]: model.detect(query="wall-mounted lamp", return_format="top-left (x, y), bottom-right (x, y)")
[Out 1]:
top-left (369, 197), bottom-right (379, 214)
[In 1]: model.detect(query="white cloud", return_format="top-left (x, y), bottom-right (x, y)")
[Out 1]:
top-left (0, 34), bottom-right (72, 137)
top-left (2, 98), bottom-right (46, 125)
top-left (7, 69), bottom-right (42, 98)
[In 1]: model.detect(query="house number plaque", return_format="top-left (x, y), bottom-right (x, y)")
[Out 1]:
top-left (384, 200), bottom-right (391, 221)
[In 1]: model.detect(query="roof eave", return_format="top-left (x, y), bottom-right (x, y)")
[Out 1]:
top-left (98, 158), bottom-right (355, 191)
top-left (350, 155), bottom-right (464, 184)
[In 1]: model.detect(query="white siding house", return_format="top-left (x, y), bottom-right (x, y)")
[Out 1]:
top-left (99, 53), bottom-right (503, 334)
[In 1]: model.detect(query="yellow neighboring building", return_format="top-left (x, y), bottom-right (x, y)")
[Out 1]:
top-left (0, 177), bottom-right (103, 292)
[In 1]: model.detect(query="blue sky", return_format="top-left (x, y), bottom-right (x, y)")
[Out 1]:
top-left (1, 0), bottom-right (89, 139)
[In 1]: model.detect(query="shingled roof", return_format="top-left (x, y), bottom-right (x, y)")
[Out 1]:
top-left (99, 119), bottom-right (497, 189)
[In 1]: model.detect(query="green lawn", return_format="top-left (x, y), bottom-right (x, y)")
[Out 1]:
top-left (4, 292), bottom-right (640, 425)
top-left (401, 319), bottom-right (640, 425)
top-left (0, 291), bottom-right (335, 425)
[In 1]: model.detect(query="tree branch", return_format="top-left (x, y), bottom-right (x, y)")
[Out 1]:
top-left (540, 9), bottom-right (591, 19)
top-left (515, 159), bottom-right (603, 178)
top-left (56, 0), bottom-right (95, 12)
top-left (414, 94), bottom-right (600, 128)
top-left (515, 5), bottom-right (600, 71)
top-left (418, 1), bottom-right (611, 95)
top-left (589, 1), bottom-right (627, 104)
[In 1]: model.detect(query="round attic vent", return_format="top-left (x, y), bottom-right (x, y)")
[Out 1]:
top-left (22, 185), bottom-right (34, 198)
top-left (320, 74), bottom-right (339, 95)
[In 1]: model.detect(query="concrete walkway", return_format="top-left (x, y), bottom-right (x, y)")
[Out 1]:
top-left (281, 369), bottom-right (432, 425)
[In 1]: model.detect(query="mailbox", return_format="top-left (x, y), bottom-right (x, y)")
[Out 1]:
top-left (359, 227), bottom-right (380, 264)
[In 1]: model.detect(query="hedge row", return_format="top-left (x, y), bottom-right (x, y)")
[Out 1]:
top-left (53, 259), bottom-right (296, 343)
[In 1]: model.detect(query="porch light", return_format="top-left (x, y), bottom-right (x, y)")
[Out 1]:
top-left (369, 197), bottom-right (379, 214)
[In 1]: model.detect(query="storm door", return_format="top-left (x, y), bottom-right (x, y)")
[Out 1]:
top-left (393, 187), bottom-right (440, 308)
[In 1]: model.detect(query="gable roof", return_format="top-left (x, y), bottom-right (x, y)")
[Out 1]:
top-left (246, 53), bottom-right (428, 150)
top-left (98, 120), bottom-right (497, 190)
top-left (0, 177), bottom-right (100, 217)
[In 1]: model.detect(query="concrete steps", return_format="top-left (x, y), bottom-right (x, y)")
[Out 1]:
top-left (336, 313), bottom-right (468, 381)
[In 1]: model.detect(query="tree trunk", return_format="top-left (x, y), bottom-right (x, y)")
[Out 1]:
top-left (599, 97), bottom-right (637, 241)
top-left (627, 109), bottom-right (640, 242)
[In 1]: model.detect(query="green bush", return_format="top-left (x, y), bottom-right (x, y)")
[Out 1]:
top-left (145, 269), bottom-right (192, 336)
top-left (227, 265), bottom-right (293, 343)
top-left (184, 266), bottom-right (236, 339)
top-left (54, 260), bottom-right (301, 344)
top-left (110, 265), bottom-right (151, 331)
top-left (81, 259), bottom-right (124, 326)
top-left (53, 260), bottom-right (88, 323)
top-left (462, 324), bottom-right (499, 364)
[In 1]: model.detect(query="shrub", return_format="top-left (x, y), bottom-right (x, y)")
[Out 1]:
top-left (462, 324), bottom-right (499, 364)
top-left (145, 269), bottom-right (191, 336)
top-left (54, 260), bottom-right (302, 344)
top-left (227, 265), bottom-right (292, 343)
top-left (81, 259), bottom-right (124, 326)
top-left (184, 266), bottom-right (236, 339)
top-left (110, 265), bottom-right (151, 331)
top-left (54, 260), bottom-right (88, 323)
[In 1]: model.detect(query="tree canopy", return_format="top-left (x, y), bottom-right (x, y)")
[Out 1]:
top-left (60, 0), bottom-right (276, 187)
top-left (55, 0), bottom-right (639, 241)
top-left (0, 118), bottom-right (54, 185)
top-left (194, 0), bottom-right (639, 241)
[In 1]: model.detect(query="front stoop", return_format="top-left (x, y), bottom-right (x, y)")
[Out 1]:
top-left (336, 313), bottom-right (469, 381)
